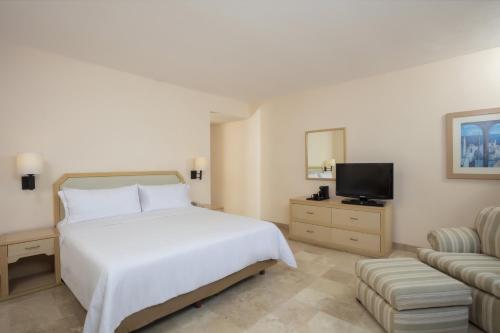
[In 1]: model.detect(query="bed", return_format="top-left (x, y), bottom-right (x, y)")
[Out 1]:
top-left (53, 171), bottom-right (296, 333)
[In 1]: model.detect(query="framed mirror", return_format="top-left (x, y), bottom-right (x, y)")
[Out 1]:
top-left (306, 128), bottom-right (346, 180)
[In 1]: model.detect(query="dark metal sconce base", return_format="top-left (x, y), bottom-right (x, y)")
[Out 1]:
top-left (191, 170), bottom-right (203, 180)
top-left (21, 174), bottom-right (35, 190)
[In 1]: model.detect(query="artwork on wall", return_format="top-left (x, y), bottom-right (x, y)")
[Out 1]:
top-left (446, 107), bottom-right (500, 179)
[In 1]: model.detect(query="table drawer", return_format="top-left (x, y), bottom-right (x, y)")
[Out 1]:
top-left (331, 228), bottom-right (380, 253)
top-left (8, 239), bottom-right (54, 263)
top-left (332, 208), bottom-right (380, 233)
top-left (291, 222), bottom-right (331, 244)
top-left (291, 204), bottom-right (332, 227)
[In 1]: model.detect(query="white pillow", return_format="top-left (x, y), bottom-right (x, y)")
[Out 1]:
top-left (58, 190), bottom-right (69, 223)
top-left (139, 184), bottom-right (191, 212)
top-left (62, 185), bottom-right (141, 223)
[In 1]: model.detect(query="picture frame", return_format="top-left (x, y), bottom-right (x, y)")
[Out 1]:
top-left (446, 107), bottom-right (500, 180)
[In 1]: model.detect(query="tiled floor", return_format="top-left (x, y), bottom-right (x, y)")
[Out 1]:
top-left (0, 237), bottom-right (484, 333)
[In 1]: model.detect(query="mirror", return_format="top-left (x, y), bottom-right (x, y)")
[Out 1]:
top-left (306, 128), bottom-right (346, 180)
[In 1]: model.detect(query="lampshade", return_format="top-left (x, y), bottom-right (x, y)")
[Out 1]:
top-left (16, 153), bottom-right (43, 175)
top-left (194, 157), bottom-right (207, 171)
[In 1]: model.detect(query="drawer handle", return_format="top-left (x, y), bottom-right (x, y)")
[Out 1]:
top-left (350, 217), bottom-right (359, 221)
top-left (306, 230), bottom-right (314, 233)
top-left (306, 211), bottom-right (315, 215)
top-left (349, 237), bottom-right (359, 242)
top-left (25, 245), bottom-right (41, 250)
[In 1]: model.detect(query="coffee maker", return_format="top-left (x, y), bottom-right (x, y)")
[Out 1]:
top-left (307, 185), bottom-right (330, 201)
top-left (319, 186), bottom-right (329, 199)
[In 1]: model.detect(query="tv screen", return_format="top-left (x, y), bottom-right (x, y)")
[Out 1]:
top-left (336, 163), bottom-right (393, 200)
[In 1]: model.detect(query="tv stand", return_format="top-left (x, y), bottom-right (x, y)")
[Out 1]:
top-left (289, 197), bottom-right (392, 257)
top-left (341, 198), bottom-right (385, 207)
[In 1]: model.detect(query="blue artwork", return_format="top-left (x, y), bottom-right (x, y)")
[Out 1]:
top-left (461, 121), bottom-right (500, 167)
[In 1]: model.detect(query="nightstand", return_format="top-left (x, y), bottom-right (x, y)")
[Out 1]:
top-left (199, 204), bottom-right (224, 212)
top-left (0, 227), bottom-right (61, 300)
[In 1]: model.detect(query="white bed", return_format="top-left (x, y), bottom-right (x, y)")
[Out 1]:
top-left (54, 172), bottom-right (296, 333)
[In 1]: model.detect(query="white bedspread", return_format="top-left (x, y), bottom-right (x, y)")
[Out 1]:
top-left (58, 206), bottom-right (296, 333)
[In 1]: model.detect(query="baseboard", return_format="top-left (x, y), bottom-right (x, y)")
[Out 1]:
top-left (393, 242), bottom-right (419, 253)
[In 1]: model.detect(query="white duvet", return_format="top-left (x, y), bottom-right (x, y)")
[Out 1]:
top-left (58, 206), bottom-right (296, 333)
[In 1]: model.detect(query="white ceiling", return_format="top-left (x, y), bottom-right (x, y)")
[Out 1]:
top-left (1, 0), bottom-right (500, 103)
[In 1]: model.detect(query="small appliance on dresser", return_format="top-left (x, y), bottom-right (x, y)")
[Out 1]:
top-left (307, 185), bottom-right (330, 201)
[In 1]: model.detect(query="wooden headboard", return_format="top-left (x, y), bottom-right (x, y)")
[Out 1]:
top-left (53, 171), bottom-right (185, 225)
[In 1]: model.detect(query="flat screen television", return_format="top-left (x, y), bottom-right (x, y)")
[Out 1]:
top-left (336, 163), bottom-right (393, 207)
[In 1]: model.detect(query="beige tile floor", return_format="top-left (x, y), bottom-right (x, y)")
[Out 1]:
top-left (0, 237), bottom-right (484, 333)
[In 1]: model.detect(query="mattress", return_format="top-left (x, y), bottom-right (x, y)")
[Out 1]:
top-left (57, 206), bottom-right (296, 333)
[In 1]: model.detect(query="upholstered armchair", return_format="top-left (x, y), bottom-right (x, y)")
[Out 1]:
top-left (417, 207), bottom-right (500, 333)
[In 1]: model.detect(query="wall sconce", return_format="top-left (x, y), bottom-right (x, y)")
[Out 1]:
top-left (16, 153), bottom-right (43, 190)
top-left (322, 158), bottom-right (336, 172)
top-left (191, 157), bottom-right (207, 180)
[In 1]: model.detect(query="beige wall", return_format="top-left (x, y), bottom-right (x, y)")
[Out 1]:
top-left (260, 47), bottom-right (500, 247)
top-left (211, 110), bottom-right (261, 218)
top-left (0, 45), bottom-right (248, 234)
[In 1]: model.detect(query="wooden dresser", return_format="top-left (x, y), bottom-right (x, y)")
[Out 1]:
top-left (289, 197), bottom-right (392, 257)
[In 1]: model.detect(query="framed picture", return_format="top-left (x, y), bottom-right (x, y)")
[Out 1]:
top-left (446, 107), bottom-right (500, 179)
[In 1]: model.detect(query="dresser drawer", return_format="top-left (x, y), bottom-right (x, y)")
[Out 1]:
top-left (8, 239), bottom-right (54, 263)
top-left (332, 208), bottom-right (380, 233)
top-left (291, 204), bottom-right (332, 227)
top-left (331, 228), bottom-right (380, 253)
top-left (291, 222), bottom-right (331, 244)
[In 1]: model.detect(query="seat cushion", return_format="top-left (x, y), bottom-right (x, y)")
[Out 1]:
top-left (475, 207), bottom-right (500, 258)
top-left (418, 248), bottom-right (500, 298)
top-left (355, 258), bottom-right (471, 311)
top-left (356, 279), bottom-right (469, 333)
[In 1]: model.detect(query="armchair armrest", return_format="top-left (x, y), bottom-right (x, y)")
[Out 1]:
top-left (427, 226), bottom-right (480, 253)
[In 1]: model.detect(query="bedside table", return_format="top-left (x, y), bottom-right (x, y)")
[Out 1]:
top-left (199, 204), bottom-right (224, 212)
top-left (0, 227), bottom-right (61, 300)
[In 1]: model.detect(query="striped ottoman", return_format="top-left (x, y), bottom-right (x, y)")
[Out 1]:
top-left (355, 258), bottom-right (472, 333)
